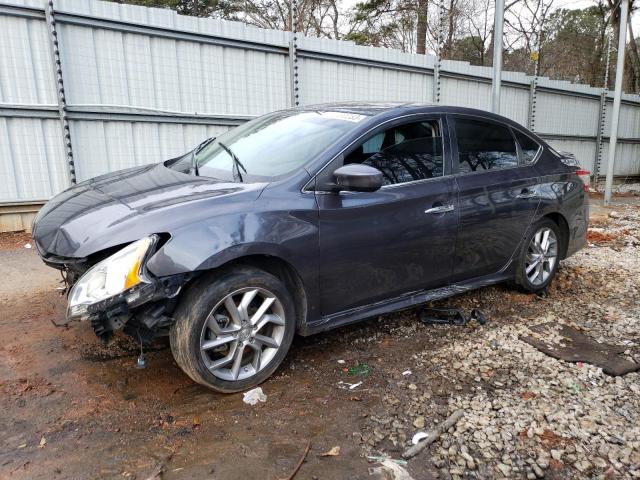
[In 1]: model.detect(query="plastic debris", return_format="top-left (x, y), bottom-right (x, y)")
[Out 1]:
top-left (24, 243), bottom-right (32, 249)
top-left (337, 359), bottom-right (346, 364)
top-left (337, 381), bottom-right (362, 390)
top-left (348, 362), bottom-right (370, 376)
top-left (411, 432), bottom-right (428, 445)
top-left (242, 387), bottom-right (267, 405)
top-left (367, 456), bottom-right (408, 467)
top-left (320, 446), bottom-right (341, 456)
top-left (402, 370), bottom-right (412, 376)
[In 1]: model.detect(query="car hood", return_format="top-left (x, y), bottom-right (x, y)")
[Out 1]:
top-left (32, 163), bottom-right (265, 259)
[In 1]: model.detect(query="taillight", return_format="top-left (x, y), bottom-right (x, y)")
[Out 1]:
top-left (576, 169), bottom-right (590, 192)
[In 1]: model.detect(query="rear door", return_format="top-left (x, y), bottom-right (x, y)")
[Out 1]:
top-left (315, 115), bottom-right (459, 316)
top-left (450, 115), bottom-right (541, 281)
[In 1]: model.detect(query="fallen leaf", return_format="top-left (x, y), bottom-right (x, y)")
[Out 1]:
top-left (320, 446), bottom-right (340, 457)
top-left (38, 436), bottom-right (46, 448)
top-left (192, 416), bottom-right (201, 428)
top-left (521, 391), bottom-right (536, 400)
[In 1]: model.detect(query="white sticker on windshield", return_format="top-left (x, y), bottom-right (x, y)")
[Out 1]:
top-left (319, 111), bottom-right (367, 123)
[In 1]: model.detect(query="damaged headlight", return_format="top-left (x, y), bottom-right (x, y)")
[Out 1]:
top-left (67, 235), bottom-right (158, 320)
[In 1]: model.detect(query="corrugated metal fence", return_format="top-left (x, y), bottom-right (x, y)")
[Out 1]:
top-left (1, 0), bottom-right (639, 230)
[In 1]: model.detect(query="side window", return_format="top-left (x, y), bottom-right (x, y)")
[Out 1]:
top-left (513, 130), bottom-right (541, 164)
top-left (343, 120), bottom-right (444, 186)
top-left (455, 118), bottom-right (518, 173)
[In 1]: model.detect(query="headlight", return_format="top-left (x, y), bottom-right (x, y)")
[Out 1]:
top-left (67, 235), bottom-right (158, 319)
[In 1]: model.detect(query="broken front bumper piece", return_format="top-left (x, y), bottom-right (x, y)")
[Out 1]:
top-left (84, 275), bottom-right (188, 343)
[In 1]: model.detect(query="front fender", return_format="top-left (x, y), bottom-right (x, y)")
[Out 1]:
top-left (146, 210), bottom-right (318, 278)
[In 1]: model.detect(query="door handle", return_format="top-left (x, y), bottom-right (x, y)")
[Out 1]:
top-left (425, 204), bottom-right (455, 214)
top-left (516, 188), bottom-right (537, 199)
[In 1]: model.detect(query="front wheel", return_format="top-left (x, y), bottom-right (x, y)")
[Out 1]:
top-left (170, 267), bottom-right (295, 393)
top-left (515, 219), bottom-right (561, 293)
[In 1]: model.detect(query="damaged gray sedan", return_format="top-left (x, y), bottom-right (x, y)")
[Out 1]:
top-left (32, 103), bottom-right (589, 392)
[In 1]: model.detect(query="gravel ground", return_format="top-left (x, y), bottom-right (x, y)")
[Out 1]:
top-left (358, 203), bottom-right (640, 479)
top-left (0, 200), bottom-right (639, 480)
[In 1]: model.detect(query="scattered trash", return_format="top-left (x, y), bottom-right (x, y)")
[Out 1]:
top-left (283, 440), bottom-right (310, 480)
top-left (411, 432), bottom-right (428, 445)
top-left (38, 436), bottom-right (46, 448)
top-left (337, 359), bottom-right (346, 364)
top-left (403, 410), bottom-right (464, 459)
top-left (320, 446), bottom-right (340, 457)
top-left (337, 381), bottom-right (363, 390)
top-left (242, 387), bottom-right (267, 405)
top-left (419, 307), bottom-right (488, 327)
top-left (402, 370), bottom-right (412, 376)
top-left (348, 362), bottom-right (370, 376)
top-left (17, 443), bottom-right (27, 449)
top-left (24, 243), bottom-right (32, 249)
top-left (192, 416), bottom-right (201, 429)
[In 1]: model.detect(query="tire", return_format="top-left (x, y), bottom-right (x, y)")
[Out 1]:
top-left (170, 266), bottom-right (295, 393)
top-left (514, 218), bottom-right (561, 293)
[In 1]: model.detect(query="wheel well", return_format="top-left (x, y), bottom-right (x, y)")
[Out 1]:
top-left (543, 212), bottom-right (570, 259)
top-left (198, 255), bottom-right (308, 331)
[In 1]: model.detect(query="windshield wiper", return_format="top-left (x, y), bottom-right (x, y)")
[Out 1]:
top-left (190, 137), bottom-right (215, 176)
top-left (218, 142), bottom-right (247, 183)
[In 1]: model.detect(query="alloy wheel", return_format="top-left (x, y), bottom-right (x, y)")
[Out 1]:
top-left (525, 227), bottom-right (558, 286)
top-left (199, 287), bottom-right (286, 381)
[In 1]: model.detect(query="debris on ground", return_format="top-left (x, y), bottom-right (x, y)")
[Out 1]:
top-left (242, 387), bottom-right (267, 405)
top-left (403, 410), bottom-right (464, 459)
top-left (319, 446), bottom-right (340, 457)
top-left (347, 362), bottom-right (371, 376)
top-left (521, 322), bottom-right (640, 376)
top-left (283, 440), bottom-right (310, 480)
top-left (419, 307), bottom-right (488, 326)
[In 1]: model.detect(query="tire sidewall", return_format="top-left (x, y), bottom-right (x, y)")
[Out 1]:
top-left (171, 267), bottom-right (295, 393)
top-left (517, 219), bottom-right (561, 292)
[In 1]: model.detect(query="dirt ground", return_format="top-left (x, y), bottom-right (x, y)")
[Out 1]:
top-left (1, 198), bottom-right (639, 480)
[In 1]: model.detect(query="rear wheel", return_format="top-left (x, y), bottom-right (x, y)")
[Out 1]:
top-left (170, 267), bottom-right (295, 393)
top-left (515, 219), bottom-right (561, 293)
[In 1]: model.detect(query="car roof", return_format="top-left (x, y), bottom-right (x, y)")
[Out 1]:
top-left (297, 101), bottom-right (528, 131)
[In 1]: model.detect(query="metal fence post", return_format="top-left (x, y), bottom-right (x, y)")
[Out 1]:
top-left (528, 80), bottom-right (537, 131)
top-left (604, 0), bottom-right (628, 205)
top-left (593, 35), bottom-right (611, 185)
top-left (289, 0), bottom-right (300, 107)
top-left (45, 0), bottom-right (75, 185)
top-left (491, 0), bottom-right (505, 113)
top-left (432, 0), bottom-right (445, 103)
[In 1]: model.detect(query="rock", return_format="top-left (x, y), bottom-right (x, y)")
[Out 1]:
top-left (532, 464), bottom-right (545, 478)
top-left (413, 416), bottom-right (425, 429)
top-left (550, 450), bottom-right (563, 461)
top-left (593, 457), bottom-right (608, 469)
top-left (575, 460), bottom-right (591, 472)
top-left (497, 463), bottom-right (511, 476)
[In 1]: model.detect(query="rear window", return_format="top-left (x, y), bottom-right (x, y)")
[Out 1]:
top-left (455, 118), bottom-right (518, 173)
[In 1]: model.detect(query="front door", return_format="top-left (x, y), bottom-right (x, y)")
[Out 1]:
top-left (449, 115), bottom-right (541, 281)
top-left (315, 116), bottom-right (459, 316)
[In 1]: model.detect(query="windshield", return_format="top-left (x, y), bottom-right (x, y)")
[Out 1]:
top-left (167, 110), bottom-right (367, 182)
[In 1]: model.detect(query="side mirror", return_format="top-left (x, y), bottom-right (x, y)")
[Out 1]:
top-left (332, 164), bottom-right (383, 192)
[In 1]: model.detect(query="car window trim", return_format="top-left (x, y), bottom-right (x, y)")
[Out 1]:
top-left (447, 113), bottom-right (531, 177)
top-left (303, 113), bottom-right (450, 194)
top-left (511, 127), bottom-right (543, 166)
